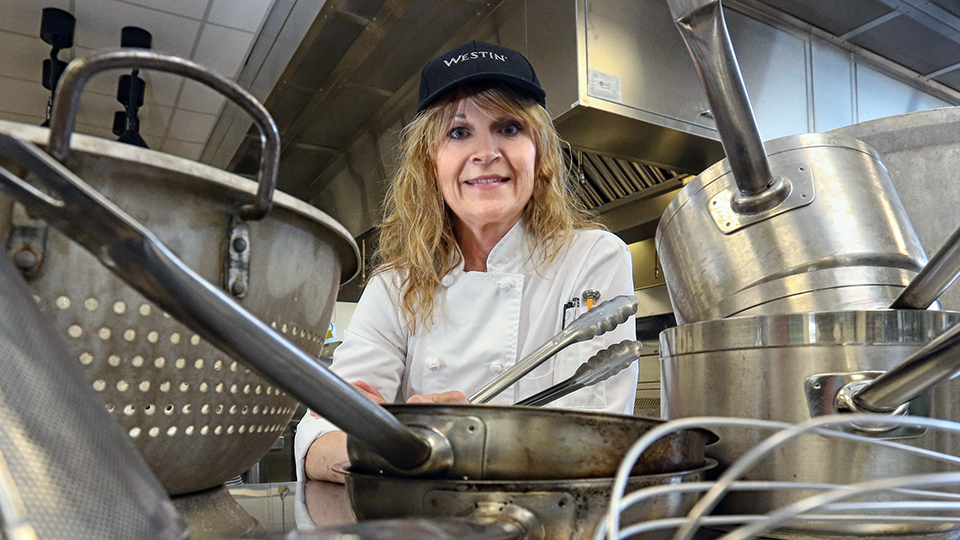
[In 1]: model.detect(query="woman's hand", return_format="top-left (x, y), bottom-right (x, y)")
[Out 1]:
top-left (351, 380), bottom-right (387, 404)
top-left (406, 390), bottom-right (468, 404)
top-left (309, 380), bottom-right (386, 420)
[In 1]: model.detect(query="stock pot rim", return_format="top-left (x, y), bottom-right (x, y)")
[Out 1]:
top-left (0, 119), bottom-right (360, 283)
top-left (661, 309), bottom-right (960, 356)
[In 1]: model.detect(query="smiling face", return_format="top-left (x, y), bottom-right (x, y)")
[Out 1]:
top-left (434, 96), bottom-right (537, 236)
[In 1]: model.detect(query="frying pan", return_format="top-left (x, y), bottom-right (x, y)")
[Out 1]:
top-left (0, 50), bottom-right (713, 483)
top-left (336, 461), bottom-right (715, 540)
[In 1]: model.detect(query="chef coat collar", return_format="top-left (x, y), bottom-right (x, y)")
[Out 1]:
top-left (449, 218), bottom-right (532, 277)
top-left (485, 217), bottom-right (531, 272)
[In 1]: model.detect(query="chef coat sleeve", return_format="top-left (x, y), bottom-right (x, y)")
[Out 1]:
top-left (294, 271), bottom-right (409, 481)
top-left (550, 230), bottom-right (638, 414)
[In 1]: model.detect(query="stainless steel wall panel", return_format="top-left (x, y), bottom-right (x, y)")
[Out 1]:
top-left (811, 40), bottom-right (855, 132)
top-left (726, 8), bottom-right (811, 139)
top-left (856, 64), bottom-right (951, 122)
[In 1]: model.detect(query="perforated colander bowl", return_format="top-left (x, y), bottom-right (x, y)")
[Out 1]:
top-left (0, 120), bottom-right (358, 495)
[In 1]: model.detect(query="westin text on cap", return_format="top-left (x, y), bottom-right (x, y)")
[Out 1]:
top-left (417, 40), bottom-right (546, 113)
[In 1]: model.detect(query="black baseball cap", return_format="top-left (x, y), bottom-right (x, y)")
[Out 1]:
top-left (417, 40), bottom-right (546, 113)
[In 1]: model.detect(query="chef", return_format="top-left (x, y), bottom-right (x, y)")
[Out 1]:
top-left (295, 40), bottom-right (638, 482)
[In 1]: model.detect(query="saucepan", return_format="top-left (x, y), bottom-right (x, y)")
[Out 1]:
top-left (336, 460), bottom-right (716, 540)
top-left (0, 51), bottom-right (714, 484)
top-left (661, 308), bottom-right (960, 536)
top-left (656, 0), bottom-right (929, 324)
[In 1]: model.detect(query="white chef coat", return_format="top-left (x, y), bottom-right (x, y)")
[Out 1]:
top-left (294, 219), bottom-right (638, 481)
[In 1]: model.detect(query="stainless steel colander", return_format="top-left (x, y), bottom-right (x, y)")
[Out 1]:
top-left (0, 240), bottom-right (187, 539)
top-left (0, 50), bottom-right (359, 495)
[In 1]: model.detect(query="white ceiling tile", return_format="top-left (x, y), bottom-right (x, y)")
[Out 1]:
top-left (0, 77), bottom-right (49, 120)
top-left (161, 139), bottom-right (204, 161)
top-left (208, 0), bottom-right (274, 33)
top-left (193, 24), bottom-right (254, 79)
top-left (0, 111), bottom-right (46, 126)
top-left (74, 0), bottom-right (201, 59)
top-left (0, 33), bottom-right (54, 84)
top-left (166, 108), bottom-right (217, 143)
top-left (177, 79), bottom-right (227, 115)
top-left (141, 134), bottom-right (163, 148)
top-left (72, 49), bottom-right (186, 108)
top-left (117, 0), bottom-right (209, 20)
top-left (0, 0), bottom-right (71, 37)
top-left (74, 89), bottom-right (173, 137)
top-left (137, 103), bottom-right (175, 137)
top-left (74, 122), bottom-right (115, 140)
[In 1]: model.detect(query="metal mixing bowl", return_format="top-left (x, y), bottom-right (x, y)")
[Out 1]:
top-left (0, 120), bottom-right (359, 495)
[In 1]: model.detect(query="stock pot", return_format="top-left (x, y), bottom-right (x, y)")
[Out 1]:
top-left (661, 309), bottom-right (960, 536)
top-left (657, 0), bottom-right (928, 325)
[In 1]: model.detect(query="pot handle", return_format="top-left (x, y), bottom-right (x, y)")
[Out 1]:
top-left (847, 319), bottom-right (960, 413)
top-left (667, 0), bottom-right (790, 214)
top-left (47, 48), bottom-right (279, 221)
top-left (0, 133), bottom-right (439, 474)
top-left (890, 224), bottom-right (960, 309)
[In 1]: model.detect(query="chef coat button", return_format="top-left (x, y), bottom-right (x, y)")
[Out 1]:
top-left (427, 358), bottom-right (442, 371)
top-left (441, 276), bottom-right (454, 287)
top-left (490, 362), bottom-right (504, 374)
top-left (499, 279), bottom-right (515, 291)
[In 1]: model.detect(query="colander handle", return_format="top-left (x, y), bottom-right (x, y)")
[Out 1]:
top-left (0, 132), bottom-right (441, 474)
top-left (46, 48), bottom-right (279, 221)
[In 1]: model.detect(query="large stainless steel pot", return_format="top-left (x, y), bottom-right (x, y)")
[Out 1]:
top-left (831, 107), bottom-right (960, 312)
top-left (342, 462), bottom-right (714, 540)
top-left (0, 50), bottom-right (359, 495)
top-left (656, 0), bottom-right (927, 324)
top-left (661, 309), bottom-right (960, 536)
top-left (0, 100), bottom-right (714, 488)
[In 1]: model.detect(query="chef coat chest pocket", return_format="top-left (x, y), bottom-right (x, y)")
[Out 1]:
top-left (412, 272), bottom-right (523, 400)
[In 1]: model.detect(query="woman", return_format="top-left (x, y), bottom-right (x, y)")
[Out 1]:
top-left (295, 40), bottom-right (638, 483)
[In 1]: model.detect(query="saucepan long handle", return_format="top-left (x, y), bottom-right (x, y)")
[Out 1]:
top-left (0, 133), bottom-right (434, 472)
top-left (851, 320), bottom-right (960, 412)
top-left (468, 295), bottom-right (639, 404)
top-left (667, 0), bottom-right (784, 209)
top-left (890, 225), bottom-right (960, 309)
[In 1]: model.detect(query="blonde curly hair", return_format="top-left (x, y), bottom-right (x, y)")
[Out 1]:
top-left (377, 85), bottom-right (600, 332)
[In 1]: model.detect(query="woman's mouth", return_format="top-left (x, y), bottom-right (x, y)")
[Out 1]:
top-left (465, 176), bottom-right (509, 185)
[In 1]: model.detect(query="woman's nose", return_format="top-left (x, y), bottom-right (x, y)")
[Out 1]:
top-left (471, 133), bottom-right (502, 164)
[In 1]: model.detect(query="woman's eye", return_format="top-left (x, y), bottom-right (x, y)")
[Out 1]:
top-left (449, 127), bottom-right (469, 139)
top-left (502, 122), bottom-right (522, 136)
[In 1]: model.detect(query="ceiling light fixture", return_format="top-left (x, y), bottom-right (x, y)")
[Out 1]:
top-left (39, 7), bottom-right (75, 127)
top-left (113, 26), bottom-right (152, 148)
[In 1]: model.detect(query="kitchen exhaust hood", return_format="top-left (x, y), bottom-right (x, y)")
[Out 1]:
top-left (522, 0), bottom-right (724, 174)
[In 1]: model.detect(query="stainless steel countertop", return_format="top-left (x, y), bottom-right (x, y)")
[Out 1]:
top-left (173, 482), bottom-right (356, 539)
